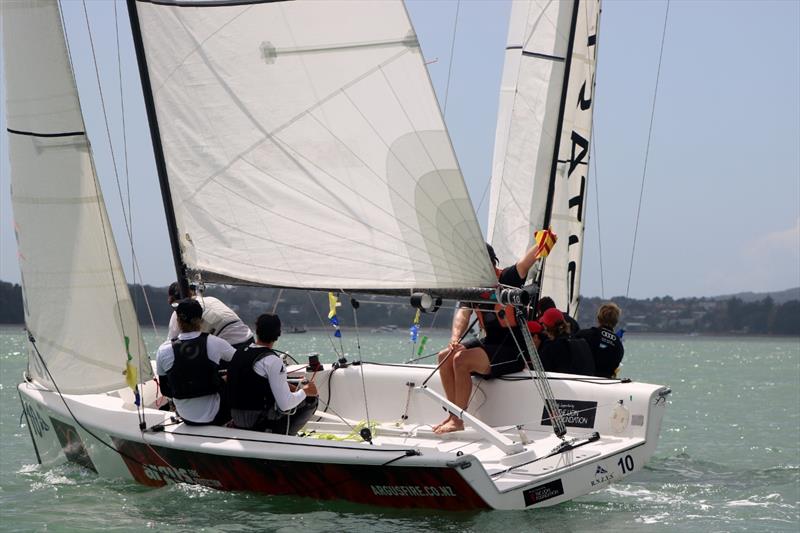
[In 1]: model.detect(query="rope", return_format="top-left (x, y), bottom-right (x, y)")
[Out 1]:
top-left (306, 292), bottom-right (341, 357)
top-left (512, 308), bottom-right (566, 438)
top-left (626, 0), bottom-right (670, 297)
top-left (348, 296), bottom-right (371, 433)
top-left (442, 0), bottom-right (461, 117)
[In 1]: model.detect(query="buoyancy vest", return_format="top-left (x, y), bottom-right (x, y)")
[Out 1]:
top-left (164, 333), bottom-right (222, 399)
top-left (540, 336), bottom-right (595, 376)
top-left (476, 267), bottom-right (519, 331)
top-left (567, 338), bottom-right (595, 376)
top-left (227, 346), bottom-right (277, 412)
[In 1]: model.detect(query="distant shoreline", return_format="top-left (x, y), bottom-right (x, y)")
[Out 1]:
top-left (0, 323), bottom-right (797, 339)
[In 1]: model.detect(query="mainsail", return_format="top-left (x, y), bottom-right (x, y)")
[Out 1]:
top-left (2, 0), bottom-right (152, 393)
top-left (129, 0), bottom-right (496, 291)
top-left (487, 0), bottom-right (600, 315)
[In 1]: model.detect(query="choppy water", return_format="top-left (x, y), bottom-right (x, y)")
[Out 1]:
top-left (1, 326), bottom-right (798, 531)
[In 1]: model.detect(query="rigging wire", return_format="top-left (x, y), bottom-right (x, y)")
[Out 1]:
top-left (590, 120), bottom-right (606, 299)
top-left (442, 0), bottom-right (461, 118)
top-left (80, 0), bottom-right (147, 427)
top-left (585, 2), bottom-right (606, 300)
top-left (626, 0), bottom-right (670, 298)
top-left (80, 1), bottom-right (160, 338)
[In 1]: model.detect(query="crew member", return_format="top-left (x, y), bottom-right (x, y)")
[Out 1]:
top-left (536, 296), bottom-right (580, 335)
top-left (228, 313), bottom-right (318, 435)
top-left (167, 282), bottom-right (253, 350)
top-left (538, 308), bottom-right (595, 376)
top-left (433, 242), bottom-right (541, 435)
top-left (575, 302), bottom-right (625, 378)
top-left (156, 299), bottom-right (236, 425)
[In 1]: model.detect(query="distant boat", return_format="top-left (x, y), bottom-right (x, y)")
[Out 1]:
top-left (371, 325), bottom-right (399, 333)
top-left (287, 326), bottom-right (308, 334)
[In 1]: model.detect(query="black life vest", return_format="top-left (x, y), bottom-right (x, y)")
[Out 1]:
top-left (227, 346), bottom-right (277, 412)
top-left (163, 333), bottom-right (222, 399)
top-left (539, 336), bottom-right (595, 376)
top-left (567, 338), bottom-right (595, 376)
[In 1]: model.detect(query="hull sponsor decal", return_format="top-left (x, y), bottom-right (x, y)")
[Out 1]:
top-left (523, 478), bottom-right (565, 507)
top-left (111, 438), bottom-right (489, 510)
top-left (21, 400), bottom-right (50, 438)
top-left (541, 399), bottom-right (597, 428)
top-left (50, 418), bottom-right (97, 473)
top-left (590, 464), bottom-right (614, 487)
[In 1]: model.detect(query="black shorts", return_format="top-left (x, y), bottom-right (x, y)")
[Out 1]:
top-left (463, 332), bottom-right (529, 378)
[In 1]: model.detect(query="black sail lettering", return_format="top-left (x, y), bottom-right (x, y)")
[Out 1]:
top-left (577, 81), bottom-right (592, 111)
top-left (568, 131), bottom-right (589, 176)
top-left (568, 175), bottom-right (586, 222)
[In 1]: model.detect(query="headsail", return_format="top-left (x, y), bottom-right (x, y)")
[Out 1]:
top-left (2, 0), bottom-right (152, 393)
top-left (129, 0), bottom-right (496, 291)
top-left (487, 0), bottom-right (600, 315)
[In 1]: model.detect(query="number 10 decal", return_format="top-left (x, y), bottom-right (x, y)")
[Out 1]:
top-left (617, 454), bottom-right (634, 473)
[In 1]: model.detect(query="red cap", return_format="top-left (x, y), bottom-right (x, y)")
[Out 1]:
top-left (527, 320), bottom-right (543, 334)
top-left (540, 307), bottom-right (565, 328)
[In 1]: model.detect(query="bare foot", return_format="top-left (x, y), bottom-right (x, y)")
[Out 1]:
top-left (431, 414), bottom-right (454, 432)
top-left (433, 418), bottom-right (464, 434)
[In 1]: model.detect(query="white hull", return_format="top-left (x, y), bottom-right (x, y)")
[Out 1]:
top-left (18, 362), bottom-right (669, 510)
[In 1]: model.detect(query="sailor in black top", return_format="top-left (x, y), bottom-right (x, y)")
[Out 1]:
top-left (575, 302), bottom-right (625, 378)
top-left (433, 242), bottom-right (541, 435)
top-left (538, 308), bottom-right (595, 376)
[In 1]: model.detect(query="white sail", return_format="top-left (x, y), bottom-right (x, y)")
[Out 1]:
top-left (487, 0), bottom-right (600, 315)
top-left (2, 0), bottom-right (152, 393)
top-left (131, 0), bottom-right (495, 290)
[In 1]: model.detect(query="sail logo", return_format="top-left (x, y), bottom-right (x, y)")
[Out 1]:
top-left (142, 464), bottom-right (222, 488)
top-left (591, 464), bottom-right (615, 487)
top-left (21, 401), bottom-right (50, 438)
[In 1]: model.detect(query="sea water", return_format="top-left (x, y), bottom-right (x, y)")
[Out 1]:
top-left (0, 325), bottom-right (797, 532)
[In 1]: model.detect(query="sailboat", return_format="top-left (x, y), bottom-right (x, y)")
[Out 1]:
top-left (6, 0), bottom-right (670, 510)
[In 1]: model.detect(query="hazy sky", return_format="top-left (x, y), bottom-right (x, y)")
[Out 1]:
top-left (1, 0), bottom-right (798, 299)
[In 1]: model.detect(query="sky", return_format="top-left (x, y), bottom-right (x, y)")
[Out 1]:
top-left (1, 0), bottom-right (798, 300)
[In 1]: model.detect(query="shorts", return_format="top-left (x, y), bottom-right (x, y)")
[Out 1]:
top-left (463, 332), bottom-right (530, 378)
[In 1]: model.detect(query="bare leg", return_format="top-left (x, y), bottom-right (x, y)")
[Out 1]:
top-left (433, 345), bottom-right (460, 431)
top-left (435, 347), bottom-right (491, 434)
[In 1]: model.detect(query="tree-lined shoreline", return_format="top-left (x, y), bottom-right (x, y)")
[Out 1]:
top-left (0, 281), bottom-right (797, 336)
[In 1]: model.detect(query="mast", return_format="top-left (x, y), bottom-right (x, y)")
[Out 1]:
top-left (541, 0), bottom-right (581, 231)
top-left (126, 0), bottom-right (189, 297)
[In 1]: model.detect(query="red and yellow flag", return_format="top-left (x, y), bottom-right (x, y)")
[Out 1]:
top-left (534, 228), bottom-right (557, 259)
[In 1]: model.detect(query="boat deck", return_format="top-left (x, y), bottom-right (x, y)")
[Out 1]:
top-left (302, 414), bottom-right (643, 494)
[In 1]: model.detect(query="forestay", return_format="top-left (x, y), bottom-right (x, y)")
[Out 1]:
top-left (131, 0), bottom-right (495, 290)
top-left (2, 1), bottom-right (152, 393)
top-left (487, 0), bottom-right (600, 315)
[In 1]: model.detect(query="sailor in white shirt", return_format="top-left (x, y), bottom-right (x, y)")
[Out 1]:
top-left (156, 298), bottom-right (236, 425)
top-left (228, 313), bottom-right (318, 435)
top-left (166, 282), bottom-right (253, 349)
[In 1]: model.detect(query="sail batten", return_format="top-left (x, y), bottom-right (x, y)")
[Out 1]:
top-left (488, 0), bottom-right (600, 316)
top-left (131, 0), bottom-right (496, 291)
top-left (2, 0), bottom-right (153, 393)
